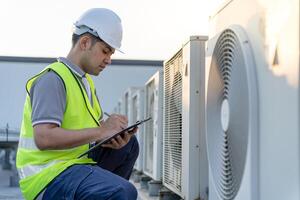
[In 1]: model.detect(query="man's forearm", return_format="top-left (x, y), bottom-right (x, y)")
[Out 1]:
top-left (33, 124), bottom-right (108, 150)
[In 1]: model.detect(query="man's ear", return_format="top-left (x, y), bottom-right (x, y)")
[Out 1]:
top-left (79, 35), bottom-right (92, 51)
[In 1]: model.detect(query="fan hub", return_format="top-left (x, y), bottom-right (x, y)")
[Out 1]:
top-left (221, 99), bottom-right (230, 132)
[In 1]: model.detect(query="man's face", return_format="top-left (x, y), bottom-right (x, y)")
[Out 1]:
top-left (81, 38), bottom-right (115, 76)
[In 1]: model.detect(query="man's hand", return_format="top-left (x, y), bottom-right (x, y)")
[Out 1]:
top-left (100, 114), bottom-right (137, 149)
top-left (100, 114), bottom-right (128, 134)
top-left (101, 125), bottom-right (138, 149)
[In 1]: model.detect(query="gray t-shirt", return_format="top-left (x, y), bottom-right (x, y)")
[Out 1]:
top-left (30, 57), bottom-right (98, 127)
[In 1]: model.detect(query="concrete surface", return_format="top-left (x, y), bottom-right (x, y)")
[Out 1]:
top-left (0, 167), bottom-right (23, 200)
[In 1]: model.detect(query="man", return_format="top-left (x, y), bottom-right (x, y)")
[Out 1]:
top-left (16, 8), bottom-right (139, 200)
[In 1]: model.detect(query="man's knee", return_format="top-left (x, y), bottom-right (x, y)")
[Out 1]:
top-left (110, 181), bottom-right (137, 199)
top-left (80, 179), bottom-right (137, 200)
top-left (122, 181), bottom-right (138, 199)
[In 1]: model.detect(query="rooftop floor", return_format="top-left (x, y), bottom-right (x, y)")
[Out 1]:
top-left (0, 168), bottom-right (23, 200)
top-left (0, 165), bottom-right (159, 200)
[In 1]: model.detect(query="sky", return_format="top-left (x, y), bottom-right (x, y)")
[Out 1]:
top-left (0, 0), bottom-right (223, 60)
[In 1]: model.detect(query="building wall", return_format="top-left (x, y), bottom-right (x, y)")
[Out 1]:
top-left (0, 58), bottom-right (162, 130)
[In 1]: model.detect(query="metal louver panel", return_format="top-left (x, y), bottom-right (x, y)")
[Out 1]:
top-left (133, 95), bottom-right (139, 169)
top-left (163, 50), bottom-right (183, 194)
top-left (143, 71), bottom-right (163, 181)
top-left (124, 92), bottom-right (129, 116)
top-left (132, 96), bottom-right (138, 123)
top-left (116, 100), bottom-right (122, 114)
top-left (207, 27), bottom-right (258, 200)
top-left (132, 90), bottom-right (145, 172)
top-left (144, 80), bottom-right (155, 174)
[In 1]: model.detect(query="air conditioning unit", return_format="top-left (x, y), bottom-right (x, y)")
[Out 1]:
top-left (117, 98), bottom-right (122, 114)
top-left (113, 98), bottom-right (122, 114)
top-left (131, 88), bottom-right (145, 172)
top-left (143, 70), bottom-right (163, 181)
top-left (122, 87), bottom-right (139, 123)
top-left (206, 0), bottom-right (299, 200)
top-left (163, 36), bottom-right (208, 200)
top-left (113, 106), bottom-right (118, 114)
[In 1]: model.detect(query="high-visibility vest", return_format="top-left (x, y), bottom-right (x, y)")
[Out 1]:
top-left (16, 62), bottom-right (102, 200)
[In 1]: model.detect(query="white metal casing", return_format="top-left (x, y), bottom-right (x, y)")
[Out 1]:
top-left (117, 98), bottom-right (122, 114)
top-left (143, 70), bottom-right (164, 181)
top-left (132, 88), bottom-right (145, 172)
top-left (163, 36), bottom-right (208, 199)
top-left (122, 87), bottom-right (140, 122)
top-left (206, 0), bottom-right (299, 200)
top-left (113, 98), bottom-right (122, 114)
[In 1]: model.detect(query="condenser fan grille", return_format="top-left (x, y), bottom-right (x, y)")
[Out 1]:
top-left (163, 50), bottom-right (183, 194)
top-left (133, 95), bottom-right (138, 169)
top-left (144, 80), bottom-right (155, 174)
top-left (124, 92), bottom-right (129, 116)
top-left (207, 28), bottom-right (256, 200)
top-left (132, 96), bottom-right (138, 122)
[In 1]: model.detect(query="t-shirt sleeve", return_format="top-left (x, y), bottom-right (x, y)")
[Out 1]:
top-left (30, 71), bottom-right (66, 126)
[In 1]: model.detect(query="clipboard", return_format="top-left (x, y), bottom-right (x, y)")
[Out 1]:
top-left (78, 117), bottom-right (151, 158)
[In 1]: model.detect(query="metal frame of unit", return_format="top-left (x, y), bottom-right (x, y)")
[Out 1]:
top-left (122, 87), bottom-right (140, 123)
top-left (112, 106), bottom-right (118, 114)
top-left (143, 70), bottom-right (164, 181)
top-left (116, 98), bottom-right (122, 114)
top-left (113, 98), bottom-right (122, 114)
top-left (131, 88), bottom-right (145, 172)
top-left (205, 0), bottom-right (299, 200)
top-left (162, 36), bottom-right (208, 200)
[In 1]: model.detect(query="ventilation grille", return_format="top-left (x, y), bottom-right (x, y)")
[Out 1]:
top-left (124, 92), bottom-right (129, 116)
top-left (207, 29), bottom-right (253, 200)
top-left (117, 102), bottom-right (121, 114)
top-left (132, 96), bottom-right (138, 123)
top-left (133, 95), bottom-right (139, 169)
top-left (163, 50), bottom-right (183, 194)
top-left (133, 93), bottom-right (144, 171)
top-left (144, 80), bottom-right (155, 175)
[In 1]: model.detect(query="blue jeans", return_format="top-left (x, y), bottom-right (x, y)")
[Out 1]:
top-left (41, 136), bottom-right (139, 200)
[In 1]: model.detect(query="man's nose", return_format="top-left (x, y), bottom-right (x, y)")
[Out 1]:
top-left (105, 56), bottom-right (112, 65)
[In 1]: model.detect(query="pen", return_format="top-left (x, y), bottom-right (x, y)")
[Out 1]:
top-left (104, 112), bottom-right (111, 118)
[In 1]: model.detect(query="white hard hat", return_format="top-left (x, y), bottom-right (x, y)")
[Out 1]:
top-left (74, 8), bottom-right (123, 52)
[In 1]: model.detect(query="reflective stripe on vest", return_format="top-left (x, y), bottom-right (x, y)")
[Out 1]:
top-left (18, 137), bottom-right (39, 151)
top-left (18, 160), bottom-right (63, 179)
top-left (18, 136), bottom-right (79, 152)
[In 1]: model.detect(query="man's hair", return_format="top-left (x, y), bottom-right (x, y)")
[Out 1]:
top-left (71, 33), bottom-right (103, 48)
